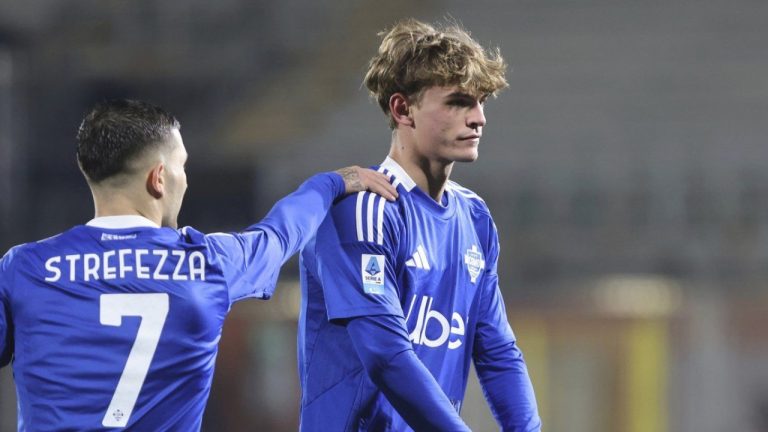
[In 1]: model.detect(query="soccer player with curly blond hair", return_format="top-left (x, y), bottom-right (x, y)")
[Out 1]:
top-left (298, 19), bottom-right (542, 431)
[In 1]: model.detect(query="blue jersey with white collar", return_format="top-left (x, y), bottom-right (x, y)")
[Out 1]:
top-left (299, 158), bottom-right (539, 431)
top-left (0, 172), bottom-right (344, 431)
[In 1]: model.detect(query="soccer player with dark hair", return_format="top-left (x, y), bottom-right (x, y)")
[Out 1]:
top-left (298, 19), bottom-right (542, 431)
top-left (0, 99), bottom-right (397, 430)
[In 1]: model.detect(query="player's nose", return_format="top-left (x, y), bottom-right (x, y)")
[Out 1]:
top-left (467, 103), bottom-right (486, 131)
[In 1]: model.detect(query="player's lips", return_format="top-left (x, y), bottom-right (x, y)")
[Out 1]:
top-left (458, 134), bottom-right (481, 141)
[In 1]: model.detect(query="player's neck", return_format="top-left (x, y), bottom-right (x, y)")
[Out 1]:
top-left (90, 187), bottom-right (162, 226)
top-left (388, 138), bottom-right (453, 203)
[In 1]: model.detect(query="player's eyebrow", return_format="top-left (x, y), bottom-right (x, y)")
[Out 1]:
top-left (444, 91), bottom-right (486, 106)
top-left (444, 90), bottom-right (488, 106)
top-left (445, 91), bottom-right (475, 100)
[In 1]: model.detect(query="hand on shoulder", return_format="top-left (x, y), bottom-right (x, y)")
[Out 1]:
top-left (336, 166), bottom-right (398, 201)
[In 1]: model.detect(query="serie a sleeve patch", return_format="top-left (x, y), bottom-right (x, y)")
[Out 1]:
top-left (361, 254), bottom-right (385, 294)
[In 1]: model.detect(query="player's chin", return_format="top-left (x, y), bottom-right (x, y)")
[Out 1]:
top-left (453, 149), bottom-right (479, 163)
top-left (451, 140), bottom-right (480, 162)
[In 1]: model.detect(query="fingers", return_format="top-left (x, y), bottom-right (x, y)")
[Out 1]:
top-left (336, 166), bottom-right (399, 201)
top-left (364, 170), bottom-right (399, 201)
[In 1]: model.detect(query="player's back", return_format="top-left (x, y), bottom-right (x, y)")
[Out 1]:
top-left (2, 221), bottom-right (229, 431)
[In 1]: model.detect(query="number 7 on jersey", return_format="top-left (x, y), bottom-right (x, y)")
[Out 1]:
top-left (100, 293), bottom-right (169, 428)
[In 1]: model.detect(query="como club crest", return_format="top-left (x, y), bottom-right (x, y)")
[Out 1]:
top-left (464, 245), bottom-right (485, 283)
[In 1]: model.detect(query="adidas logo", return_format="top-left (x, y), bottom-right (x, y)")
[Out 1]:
top-left (405, 245), bottom-right (430, 270)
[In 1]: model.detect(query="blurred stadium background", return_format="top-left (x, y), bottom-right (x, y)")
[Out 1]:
top-left (1, 1), bottom-right (768, 431)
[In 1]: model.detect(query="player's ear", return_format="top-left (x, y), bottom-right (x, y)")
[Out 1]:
top-left (146, 163), bottom-right (165, 199)
top-left (389, 93), bottom-right (414, 127)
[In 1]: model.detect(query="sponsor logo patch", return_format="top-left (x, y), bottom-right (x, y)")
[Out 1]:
top-left (405, 295), bottom-right (466, 350)
top-left (100, 233), bottom-right (138, 241)
top-left (405, 244), bottom-right (430, 270)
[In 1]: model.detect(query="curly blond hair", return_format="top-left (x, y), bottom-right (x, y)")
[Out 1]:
top-left (363, 18), bottom-right (508, 128)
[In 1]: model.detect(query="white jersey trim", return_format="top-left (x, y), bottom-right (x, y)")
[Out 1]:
top-left (366, 195), bottom-right (376, 242)
top-left (355, 191), bottom-right (386, 245)
top-left (376, 196), bottom-right (386, 245)
top-left (355, 191), bottom-right (365, 242)
top-left (380, 157), bottom-right (416, 192)
top-left (87, 215), bottom-right (160, 229)
top-left (446, 181), bottom-right (485, 202)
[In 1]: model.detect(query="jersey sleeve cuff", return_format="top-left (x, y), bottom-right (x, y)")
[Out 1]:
top-left (324, 171), bottom-right (347, 200)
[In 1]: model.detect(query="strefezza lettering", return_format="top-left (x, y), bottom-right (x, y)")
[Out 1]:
top-left (405, 295), bottom-right (465, 350)
top-left (44, 249), bottom-right (206, 282)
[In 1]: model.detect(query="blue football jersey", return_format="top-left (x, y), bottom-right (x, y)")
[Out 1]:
top-left (0, 172), bottom-right (344, 431)
top-left (298, 158), bottom-right (521, 431)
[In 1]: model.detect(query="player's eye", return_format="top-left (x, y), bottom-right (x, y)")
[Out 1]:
top-left (447, 97), bottom-right (475, 107)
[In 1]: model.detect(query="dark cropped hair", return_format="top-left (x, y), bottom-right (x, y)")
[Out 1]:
top-left (76, 99), bottom-right (180, 183)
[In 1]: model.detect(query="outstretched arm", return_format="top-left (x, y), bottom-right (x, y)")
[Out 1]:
top-left (257, 167), bottom-right (396, 259)
top-left (346, 314), bottom-right (471, 432)
top-left (206, 167), bottom-right (397, 302)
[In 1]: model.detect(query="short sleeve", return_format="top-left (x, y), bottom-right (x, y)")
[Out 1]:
top-left (311, 191), bottom-right (403, 320)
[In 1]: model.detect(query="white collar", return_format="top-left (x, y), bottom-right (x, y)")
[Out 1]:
top-left (86, 215), bottom-right (160, 229)
top-left (380, 156), bottom-right (417, 192)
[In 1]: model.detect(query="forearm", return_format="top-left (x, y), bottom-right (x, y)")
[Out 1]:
top-left (347, 315), bottom-right (470, 432)
top-left (377, 349), bottom-right (470, 431)
top-left (256, 172), bottom-right (345, 259)
top-left (475, 341), bottom-right (541, 432)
